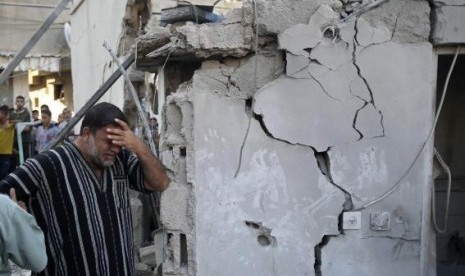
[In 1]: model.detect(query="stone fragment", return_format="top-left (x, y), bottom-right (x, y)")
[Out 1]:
top-left (356, 17), bottom-right (391, 46)
top-left (278, 23), bottom-right (321, 56)
top-left (311, 62), bottom-right (359, 101)
top-left (349, 77), bottom-right (371, 102)
top-left (310, 39), bottom-right (354, 70)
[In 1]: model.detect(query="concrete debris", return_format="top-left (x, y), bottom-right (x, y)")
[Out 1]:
top-left (286, 53), bottom-right (310, 77)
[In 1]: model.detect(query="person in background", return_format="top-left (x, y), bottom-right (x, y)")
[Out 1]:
top-left (0, 106), bottom-right (15, 180)
top-left (0, 102), bottom-right (168, 275)
top-left (0, 188), bottom-right (47, 275)
top-left (31, 110), bottom-right (39, 122)
top-left (36, 109), bottom-right (59, 153)
top-left (10, 96), bottom-right (31, 163)
top-left (30, 110), bottom-right (40, 156)
top-left (58, 107), bottom-right (74, 137)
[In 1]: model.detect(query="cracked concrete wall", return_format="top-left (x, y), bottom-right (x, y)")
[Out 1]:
top-left (192, 2), bottom-right (434, 276)
top-left (143, 0), bottom-right (439, 275)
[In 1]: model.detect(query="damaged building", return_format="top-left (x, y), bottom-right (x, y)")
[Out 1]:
top-left (66, 0), bottom-right (465, 275)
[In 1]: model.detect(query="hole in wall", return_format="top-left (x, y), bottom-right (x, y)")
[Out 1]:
top-left (180, 147), bottom-right (187, 157)
top-left (257, 234), bottom-right (272, 246)
top-left (180, 233), bottom-right (188, 267)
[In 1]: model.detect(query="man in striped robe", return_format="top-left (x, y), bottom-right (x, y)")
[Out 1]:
top-left (0, 102), bottom-right (169, 275)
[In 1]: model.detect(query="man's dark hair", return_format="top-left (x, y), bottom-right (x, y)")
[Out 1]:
top-left (32, 110), bottom-right (39, 114)
top-left (41, 109), bottom-right (51, 117)
top-left (16, 95), bottom-right (25, 101)
top-left (0, 105), bottom-right (9, 116)
top-left (80, 102), bottom-right (127, 134)
top-left (40, 104), bottom-right (49, 111)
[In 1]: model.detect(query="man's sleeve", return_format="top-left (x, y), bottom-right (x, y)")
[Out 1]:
top-left (0, 158), bottom-right (42, 199)
top-left (6, 201), bottom-right (47, 272)
top-left (126, 151), bottom-right (149, 193)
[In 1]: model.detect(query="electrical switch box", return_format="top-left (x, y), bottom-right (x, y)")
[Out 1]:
top-left (342, 211), bottom-right (362, 230)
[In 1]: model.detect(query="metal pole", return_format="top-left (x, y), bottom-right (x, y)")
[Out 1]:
top-left (44, 53), bottom-right (135, 150)
top-left (0, 0), bottom-right (72, 86)
top-left (103, 41), bottom-right (157, 155)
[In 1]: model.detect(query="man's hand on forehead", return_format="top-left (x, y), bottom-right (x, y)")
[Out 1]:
top-left (106, 118), bottom-right (141, 152)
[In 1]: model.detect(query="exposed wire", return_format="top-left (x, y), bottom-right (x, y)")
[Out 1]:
top-left (234, 0), bottom-right (259, 178)
top-left (355, 46), bottom-right (460, 211)
top-left (431, 147), bottom-right (451, 234)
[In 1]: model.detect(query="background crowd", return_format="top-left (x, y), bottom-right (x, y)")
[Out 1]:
top-left (0, 96), bottom-right (73, 179)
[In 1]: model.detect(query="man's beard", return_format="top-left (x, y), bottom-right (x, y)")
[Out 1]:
top-left (88, 136), bottom-right (115, 168)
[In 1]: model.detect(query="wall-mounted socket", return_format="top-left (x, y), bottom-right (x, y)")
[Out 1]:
top-left (342, 211), bottom-right (362, 230)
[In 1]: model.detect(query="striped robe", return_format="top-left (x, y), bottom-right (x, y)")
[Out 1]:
top-left (0, 141), bottom-right (147, 276)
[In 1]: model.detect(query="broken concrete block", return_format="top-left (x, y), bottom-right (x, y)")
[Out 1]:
top-left (356, 17), bottom-right (391, 46)
top-left (222, 8), bottom-right (244, 24)
top-left (130, 196), bottom-right (144, 249)
top-left (160, 182), bottom-right (191, 230)
top-left (139, 245), bottom-right (157, 267)
top-left (432, 6), bottom-right (465, 44)
top-left (253, 77), bottom-right (361, 151)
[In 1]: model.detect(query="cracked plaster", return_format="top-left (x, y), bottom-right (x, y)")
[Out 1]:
top-left (327, 42), bottom-right (435, 236)
top-left (321, 233), bottom-right (420, 275)
top-left (194, 89), bottom-right (345, 275)
top-left (254, 77), bottom-right (362, 151)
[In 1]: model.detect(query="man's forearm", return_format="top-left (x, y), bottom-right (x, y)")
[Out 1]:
top-left (135, 143), bottom-right (169, 191)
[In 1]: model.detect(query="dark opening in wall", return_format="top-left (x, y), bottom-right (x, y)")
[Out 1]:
top-left (180, 233), bottom-right (188, 267)
top-left (434, 53), bottom-right (465, 275)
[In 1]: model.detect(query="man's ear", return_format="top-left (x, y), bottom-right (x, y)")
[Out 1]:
top-left (82, 127), bottom-right (91, 139)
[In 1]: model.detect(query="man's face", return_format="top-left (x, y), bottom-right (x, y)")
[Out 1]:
top-left (63, 108), bottom-right (72, 120)
top-left (32, 112), bottom-right (39, 120)
top-left (86, 126), bottom-right (122, 168)
top-left (41, 114), bottom-right (51, 126)
top-left (0, 111), bottom-right (7, 122)
top-left (15, 98), bottom-right (24, 109)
